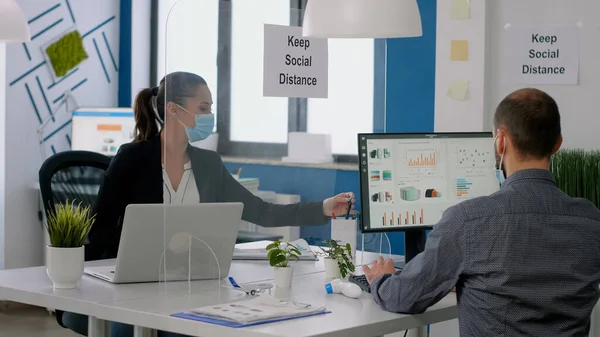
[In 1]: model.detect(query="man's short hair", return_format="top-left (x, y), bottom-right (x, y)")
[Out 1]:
top-left (493, 88), bottom-right (561, 159)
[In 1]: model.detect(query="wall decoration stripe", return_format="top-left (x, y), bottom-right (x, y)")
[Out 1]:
top-left (25, 83), bottom-right (43, 124)
top-left (28, 3), bottom-right (61, 24)
top-left (102, 32), bottom-right (118, 71)
top-left (82, 16), bottom-right (116, 39)
top-left (9, 61), bottom-right (47, 87)
top-left (47, 67), bottom-right (79, 90)
top-left (31, 18), bottom-right (64, 41)
top-left (93, 38), bottom-right (110, 84)
top-left (65, 0), bottom-right (75, 23)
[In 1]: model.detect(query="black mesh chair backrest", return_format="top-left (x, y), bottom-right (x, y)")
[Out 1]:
top-left (39, 151), bottom-right (111, 221)
top-left (38, 150), bottom-right (111, 330)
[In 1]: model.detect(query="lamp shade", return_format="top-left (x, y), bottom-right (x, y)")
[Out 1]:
top-left (302, 0), bottom-right (422, 39)
top-left (0, 0), bottom-right (30, 42)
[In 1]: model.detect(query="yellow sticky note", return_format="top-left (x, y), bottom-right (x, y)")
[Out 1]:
top-left (450, 40), bottom-right (469, 61)
top-left (447, 80), bottom-right (469, 100)
top-left (451, 0), bottom-right (471, 20)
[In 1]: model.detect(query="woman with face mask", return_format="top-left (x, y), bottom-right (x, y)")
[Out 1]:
top-left (61, 71), bottom-right (355, 337)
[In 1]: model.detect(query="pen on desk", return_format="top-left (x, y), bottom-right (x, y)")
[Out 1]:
top-left (236, 168), bottom-right (243, 175)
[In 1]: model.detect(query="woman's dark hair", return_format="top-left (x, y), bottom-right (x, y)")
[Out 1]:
top-left (133, 71), bottom-right (207, 142)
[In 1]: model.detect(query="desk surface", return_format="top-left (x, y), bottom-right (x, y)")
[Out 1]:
top-left (0, 241), bottom-right (455, 337)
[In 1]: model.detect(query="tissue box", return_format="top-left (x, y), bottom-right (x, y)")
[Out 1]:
top-left (282, 132), bottom-right (333, 164)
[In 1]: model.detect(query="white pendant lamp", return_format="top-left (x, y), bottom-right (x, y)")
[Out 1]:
top-left (0, 0), bottom-right (31, 42)
top-left (302, 0), bottom-right (422, 39)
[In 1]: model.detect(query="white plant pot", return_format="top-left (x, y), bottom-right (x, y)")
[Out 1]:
top-left (324, 258), bottom-right (342, 280)
top-left (274, 266), bottom-right (294, 288)
top-left (46, 246), bottom-right (84, 289)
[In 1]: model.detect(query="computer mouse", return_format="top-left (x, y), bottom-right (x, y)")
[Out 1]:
top-left (341, 282), bottom-right (362, 299)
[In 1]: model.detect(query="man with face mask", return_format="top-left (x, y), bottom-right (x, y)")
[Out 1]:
top-left (362, 88), bottom-right (600, 337)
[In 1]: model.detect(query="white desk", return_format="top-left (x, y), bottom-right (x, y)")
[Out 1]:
top-left (0, 242), bottom-right (457, 337)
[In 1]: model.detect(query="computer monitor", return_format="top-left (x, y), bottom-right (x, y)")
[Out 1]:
top-left (71, 108), bottom-right (136, 156)
top-left (358, 132), bottom-right (500, 268)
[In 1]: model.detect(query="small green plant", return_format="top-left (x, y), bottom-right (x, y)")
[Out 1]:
top-left (46, 200), bottom-right (95, 248)
top-left (550, 149), bottom-right (600, 209)
top-left (266, 240), bottom-right (302, 268)
top-left (320, 239), bottom-right (355, 278)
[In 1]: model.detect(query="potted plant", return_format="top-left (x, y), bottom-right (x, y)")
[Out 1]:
top-left (45, 200), bottom-right (95, 289)
top-left (266, 240), bottom-right (302, 288)
top-left (320, 239), bottom-right (355, 280)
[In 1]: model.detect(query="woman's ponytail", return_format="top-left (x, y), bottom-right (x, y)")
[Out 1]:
top-left (133, 88), bottom-right (159, 142)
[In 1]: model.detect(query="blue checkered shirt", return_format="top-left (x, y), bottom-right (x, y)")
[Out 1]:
top-left (371, 169), bottom-right (600, 336)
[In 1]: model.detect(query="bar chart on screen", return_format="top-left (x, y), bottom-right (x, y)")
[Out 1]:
top-left (381, 209), bottom-right (425, 227)
top-left (406, 148), bottom-right (437, 167)
top-left (455, 177), bottom-right (473, 198)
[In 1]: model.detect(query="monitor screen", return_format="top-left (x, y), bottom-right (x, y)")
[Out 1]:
top-left (358, 132), bottom-right (500, 233)
top-left (71, 108), bottom-right (136, 156)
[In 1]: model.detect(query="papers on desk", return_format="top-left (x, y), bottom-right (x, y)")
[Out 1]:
top-left (233, 239), bottom-right (318, 261)
top-left (172, 296), bottom-right (328, 328)
top-left (237, 178), bottom-right (260, 194)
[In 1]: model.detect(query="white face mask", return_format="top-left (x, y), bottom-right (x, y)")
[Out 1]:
top-left (493, 134), bottom-right (506, 186)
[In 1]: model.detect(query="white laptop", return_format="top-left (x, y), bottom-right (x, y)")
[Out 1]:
top-left (84, 203), bottom-right (244, 284)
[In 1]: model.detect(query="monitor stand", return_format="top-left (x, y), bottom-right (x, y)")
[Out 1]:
top-left (394, 230), bottom-right (427, 270)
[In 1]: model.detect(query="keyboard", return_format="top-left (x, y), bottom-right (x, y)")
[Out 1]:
top-left (348, 274), bottom-right (371, 293)
top-left (348, 267), bottom-right (403, 294)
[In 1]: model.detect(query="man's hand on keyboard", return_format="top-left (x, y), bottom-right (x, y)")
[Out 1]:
top-left (362, 256), bottom-right (395, 284)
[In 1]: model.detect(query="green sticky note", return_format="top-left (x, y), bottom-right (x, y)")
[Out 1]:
top-left (46, 30), bottom-right (88, 77)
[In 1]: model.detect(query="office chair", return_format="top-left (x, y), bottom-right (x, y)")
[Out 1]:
top-left (38, 150), bottom-right (111, 329)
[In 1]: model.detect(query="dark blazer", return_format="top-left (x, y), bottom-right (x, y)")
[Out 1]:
top-left (86, 135), bottom-right (328, 260)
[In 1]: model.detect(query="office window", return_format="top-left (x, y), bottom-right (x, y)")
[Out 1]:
top-left (307, 39), bottom-right (375, 155)
top-left (229, 0), bottom-right (290, 143)
top-left (157, 0), bottom-right (219, 131)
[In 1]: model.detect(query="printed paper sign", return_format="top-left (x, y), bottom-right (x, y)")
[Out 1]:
top-left (263, 24), bottom-right (328, 98)
top-left (503, 25), bottom-right (579, 85)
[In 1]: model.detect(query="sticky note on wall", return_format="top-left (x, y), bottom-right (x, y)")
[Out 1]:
top-left (451, 0), bottom-right (471, 20)
top-left (447, 80), bottom-right (469, 100)
top-left (450, 40), bottom-right (469, 61)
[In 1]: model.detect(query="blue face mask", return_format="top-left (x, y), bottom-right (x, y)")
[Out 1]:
top-left (176, 105), bottom-right (214, 143)
top-left (495, 168), bottom-right (505, 186)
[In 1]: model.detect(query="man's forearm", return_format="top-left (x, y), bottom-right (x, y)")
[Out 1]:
top-left (371, 272), bottom-right (430, 314)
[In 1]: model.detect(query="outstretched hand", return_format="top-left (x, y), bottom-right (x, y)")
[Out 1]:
top-left (323, 192), bottom-right (356, 217)
top-left (362, 256), bottom-right (395, 284)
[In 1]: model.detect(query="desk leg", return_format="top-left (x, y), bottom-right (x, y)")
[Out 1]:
top-left (134, 325), bottom-right (157, 337)
top-left (88, 316), bottom-right (109, 337)
top-left (407, 327), bottom-right (427, 337)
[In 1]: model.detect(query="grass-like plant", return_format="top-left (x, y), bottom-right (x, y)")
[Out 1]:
top-left (550, 149), bottom-right (600, 209)
top-left (266, 240), bottom-right (302, 268)
top-left (46, 200), bottom-right (95, 248)
top-left (320, 239), bottom-right (355, 278)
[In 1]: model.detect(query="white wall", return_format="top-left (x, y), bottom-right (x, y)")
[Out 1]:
top-left (0, 42), bottom-right (6, 270)
top-left (2, 0), bottom-right (120, 269)
top-left (486, 0), bottom-right (600, 150)
top-left (131, 0), bottom-right (151, 103)
top-left (434, 0), bottom-right (487, 132)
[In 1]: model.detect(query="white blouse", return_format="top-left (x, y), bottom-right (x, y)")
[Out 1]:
top-left (162, 161), bottom-right (200, 204)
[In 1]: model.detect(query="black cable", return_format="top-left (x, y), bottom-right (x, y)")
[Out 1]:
top-left (403, 330), bottom-right (408, 337)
